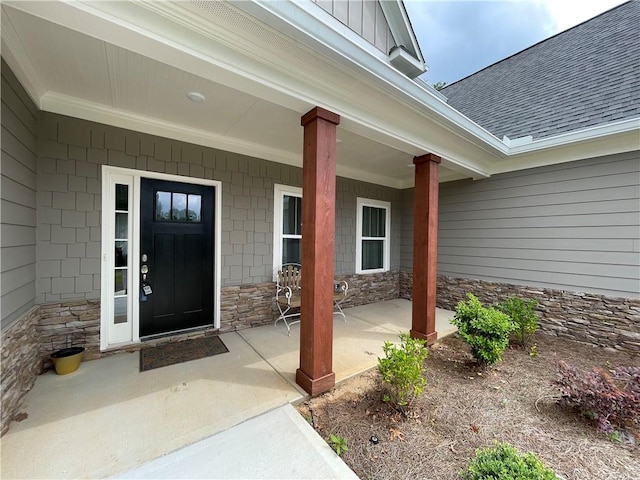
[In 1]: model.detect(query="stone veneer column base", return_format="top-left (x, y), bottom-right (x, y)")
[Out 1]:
top-left (436, 274), bottom-right (639, 354)
top-left (1, 306), bottom-right (41, 436)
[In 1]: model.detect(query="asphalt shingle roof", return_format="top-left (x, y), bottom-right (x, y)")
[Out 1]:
top-left (441, 0), bottom-right (640, 140)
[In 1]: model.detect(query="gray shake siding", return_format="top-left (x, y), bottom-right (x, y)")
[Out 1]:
top-left (1, 59), bottom-right (38, 330)
top-left (35, 111), bottom-right (401, 306)
top-left (402, 151), bottom-right (640, 299)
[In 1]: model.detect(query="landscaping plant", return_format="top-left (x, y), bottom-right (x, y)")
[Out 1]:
top-left (451, 293), bottom-right (515, 366)
top-left (461, 441), bottom-right (558, 480)
top-left (377, 332), bottom-right (428, 413)
top-left (497, 296), bottom-right (540, 347)
top-left (328, 433), bottom-right (348, 456)
top-left (556, 360), bottom-right (640, 434)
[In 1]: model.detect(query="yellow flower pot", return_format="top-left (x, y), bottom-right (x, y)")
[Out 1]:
top-left (51, 347), bottom-right (85, 375)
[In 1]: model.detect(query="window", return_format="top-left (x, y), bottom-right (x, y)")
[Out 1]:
top-left (155, 191), bottom-right (201, 222)
top-left (273, 184), bottom-right (303, 274)
top-left (356, 198), bottom-right (390, 274)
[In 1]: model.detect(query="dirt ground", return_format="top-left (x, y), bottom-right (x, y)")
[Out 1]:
top-left (297, 333), bottom-right (639, 480)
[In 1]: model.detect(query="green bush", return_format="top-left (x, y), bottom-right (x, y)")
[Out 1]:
top-left (461, 441), bottom-right (558, 480)
top-left (497, 296), bottom-right (540, 347)
top-left (451, 293), bottom-right (515, 366)
top-left (378, 333), bottom-right (428, 413)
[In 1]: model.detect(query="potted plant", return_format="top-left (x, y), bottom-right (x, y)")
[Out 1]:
top-left (50, 334), bottom-right (85, 375)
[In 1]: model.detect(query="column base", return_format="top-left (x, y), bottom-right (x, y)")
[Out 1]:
top-left (410, 329), bottom-right (438, 345)
top-left (296, 368), bottom-right (335, 396)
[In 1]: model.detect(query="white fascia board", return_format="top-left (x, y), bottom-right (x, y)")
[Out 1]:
top-left (78, 0), bottom-right (500, 176)
top-left (492, 118), bottom-right (640, 175)
top-left (508, 118), bottom-right (640, 155)
top-left (378, 0), bottom-right (425, 63)
top-left (237, 1), bottom-right (508, 156)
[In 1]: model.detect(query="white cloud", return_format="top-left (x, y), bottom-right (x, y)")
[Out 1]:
top-left (538, 0), bottom-right (628, 31)
top-left (404, 0), bottom-right (629, 84)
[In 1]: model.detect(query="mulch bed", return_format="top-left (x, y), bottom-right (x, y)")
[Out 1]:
top-left (297, 332), bottom-right (639, 480)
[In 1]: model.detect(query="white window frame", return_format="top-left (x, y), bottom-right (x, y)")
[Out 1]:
top-left (101, 166), bottom-right (222, 350)
top-left (273, 184), bottom-right (302, 279)
top-left (356, 197), bottom-right (391, 274)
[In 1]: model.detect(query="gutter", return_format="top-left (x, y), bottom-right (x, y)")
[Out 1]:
top-left (506, 118), bottom-right (640, 155)
top-left (238, 0), bottom-right (509, 157)
top-left (240, 1), bottom-right (640, 163)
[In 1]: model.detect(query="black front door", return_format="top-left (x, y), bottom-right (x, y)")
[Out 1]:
top-left (140, 179), bottom-right (214, 337)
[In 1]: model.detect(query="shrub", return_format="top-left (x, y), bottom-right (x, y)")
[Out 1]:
top-left (378, 333), bottom-right (428, 412)
top-left (556, 361), bottom-right (640, 434)
top-left (451, 294), bottom-right (515, 366)
top-left (461, 441), bottom-right (558, 480)
top-left (497, 296), bottom-right (539, 347)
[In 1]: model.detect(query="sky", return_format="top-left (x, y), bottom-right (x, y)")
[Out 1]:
top-left (403, 0), bottom-right (629, 86)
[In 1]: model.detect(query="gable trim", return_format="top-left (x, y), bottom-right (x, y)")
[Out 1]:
top-left (378, 0), bottom-right (425, 64)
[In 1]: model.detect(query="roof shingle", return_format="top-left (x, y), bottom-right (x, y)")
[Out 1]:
top-left (441, 1), bottom-right (640, 140)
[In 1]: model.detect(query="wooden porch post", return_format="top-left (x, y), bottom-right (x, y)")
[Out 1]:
top-left (296, 107), bottom-right (340, 396)
top-left (411, 153), bottom-right (441, 345)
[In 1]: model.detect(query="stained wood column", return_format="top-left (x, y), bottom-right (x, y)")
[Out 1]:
top-left (411, 153), bottom-right (441, 345)
top-left (296, 107), bottom-right (340, 396)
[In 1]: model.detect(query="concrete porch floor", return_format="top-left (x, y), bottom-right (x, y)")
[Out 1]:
top-left (1, 299), bottom-right (455, 479)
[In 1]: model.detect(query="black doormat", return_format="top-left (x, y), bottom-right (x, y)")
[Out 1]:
top-left (140, 335), bottom-right (228, 372)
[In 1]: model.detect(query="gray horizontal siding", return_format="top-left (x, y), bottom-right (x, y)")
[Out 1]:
top-left (1, 59), bottom-right (38, 330)
top-left (436, 152), bottom-right (640, 298)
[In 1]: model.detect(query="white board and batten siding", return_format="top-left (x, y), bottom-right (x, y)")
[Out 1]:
top-left (1, 60), bottom-right (38, 329)
top-left (437, 152), bottom-right (640, 299)
top-left (312, 0), bottom-right (395, 54)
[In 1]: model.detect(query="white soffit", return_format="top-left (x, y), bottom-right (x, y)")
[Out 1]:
top-left (2, 0), bottom-right (498, 184)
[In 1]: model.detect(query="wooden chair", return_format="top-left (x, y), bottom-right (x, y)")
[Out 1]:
top-left (274, 263), bottom-right (349, 335)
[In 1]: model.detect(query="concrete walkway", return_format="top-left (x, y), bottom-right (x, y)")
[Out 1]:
top-left (1, 299), bottom-right (455, 479)
top-left (113, 404), bottom-right (359, 479)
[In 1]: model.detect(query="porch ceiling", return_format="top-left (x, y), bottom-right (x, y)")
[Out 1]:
top-left (4, 2), bottom-right (637, 188)
top-left (1, 1), bottom-right (479, 188)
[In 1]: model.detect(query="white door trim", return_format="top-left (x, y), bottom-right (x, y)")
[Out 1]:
top-left (100, 166), bottom-right (222, 350)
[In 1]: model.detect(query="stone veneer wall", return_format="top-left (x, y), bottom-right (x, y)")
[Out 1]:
top-left (37, 300), bottom-right (101, 371)
top-left (399, 270), bottom-right (412, 300)
top-left (218, 271), bottom-right (400, 330)
top-left (29, 271), bottom-right (401, 359)
top-left (336, 270), bottom-right (399, 307)
top-left (219, 283), bottom-right (279, 331)
top-left (1, 307), bottom-right (40, 436)
top-left (433, 274), bottom-right (639, 353)
top-left (2, 270), bottom-right (401, 435)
